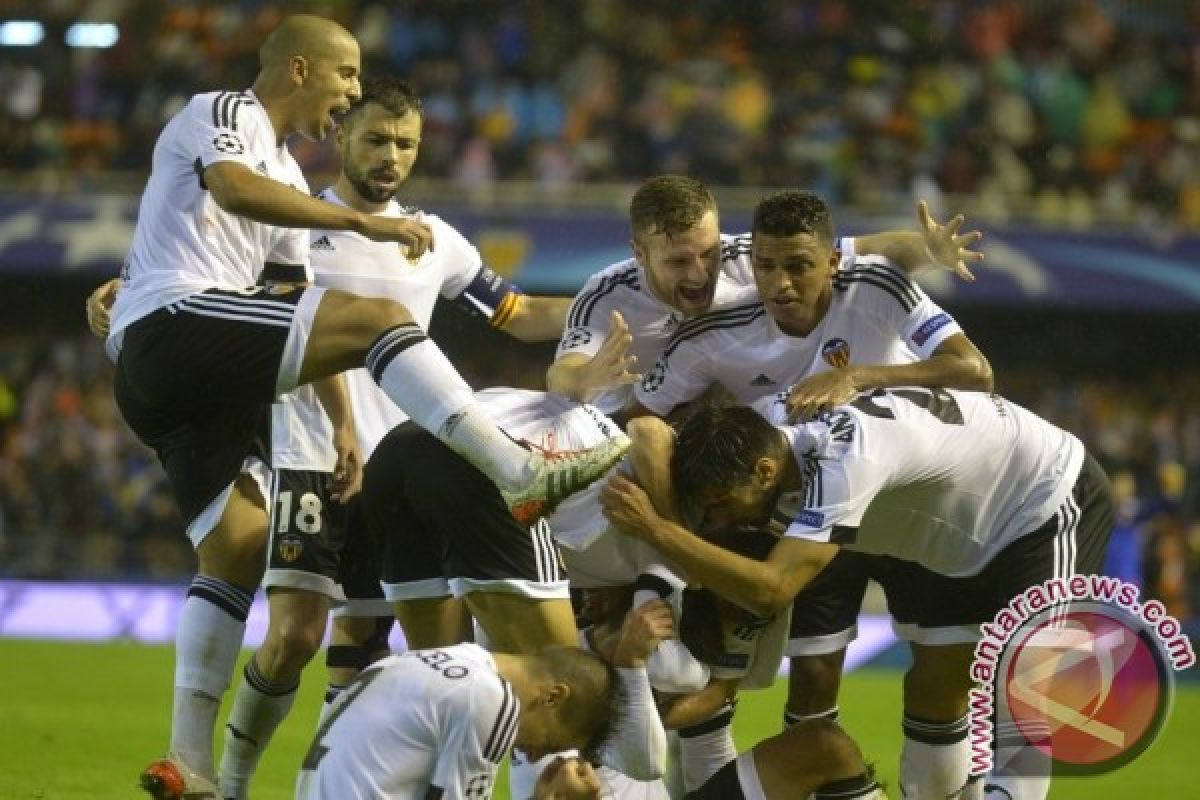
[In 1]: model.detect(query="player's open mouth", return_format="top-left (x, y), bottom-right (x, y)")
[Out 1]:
top-left (678, 284), bottom-right (709, 303)
top-left (370, 168), bottom-right (398, 189)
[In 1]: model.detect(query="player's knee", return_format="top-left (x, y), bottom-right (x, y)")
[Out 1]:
top-left (268, 611), bottom-right (326, 667)
top-left (788, 653), bottom-right (843, 710)
top-left (355, 295), bottom-right (415, 334)
top-left (796, 718), bottom-right (866, 784)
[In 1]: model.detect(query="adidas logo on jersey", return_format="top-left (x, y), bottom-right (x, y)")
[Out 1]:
top-left (750, 374), bottom-right (777, 387)
top-left (311, 235), bottom-right (335, 251)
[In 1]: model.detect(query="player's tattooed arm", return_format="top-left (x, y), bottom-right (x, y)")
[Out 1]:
top-left (85, 277), bottom-right (121, 338)
top-left (853, 200), bottom-right (983, 280)
top-left (545, 311), bottom-right (639, 402)
top-left (313, 373), bottom-right (362, 503)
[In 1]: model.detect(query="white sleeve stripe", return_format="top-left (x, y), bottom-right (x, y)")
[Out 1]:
top-left (482, 682), bottom-right (520, 763)
top-left (567, 266), bottom-right (639, 328)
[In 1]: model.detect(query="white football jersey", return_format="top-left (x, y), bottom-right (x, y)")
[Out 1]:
top-left (759, 388), bottom-right (1085, 577)
top-left (109, 89), bottom-right (310, 353)
top-left (295, 644), bottom-right (518, 800)
top-left (271, 189), bottom-right (516, 470)
top-left (555, 233), bottom-right (758, 414)
top-left (635, 255), bottom-right (962, 415)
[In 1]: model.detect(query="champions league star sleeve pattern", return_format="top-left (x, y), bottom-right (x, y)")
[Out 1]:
top-left (428, 671), bottom-right (520, 798)
top-left (192, 90), bottom-right (265, 174)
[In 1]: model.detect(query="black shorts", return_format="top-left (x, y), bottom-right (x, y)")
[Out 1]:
top-left (264, 468), bottom-right (348, 600)
top-left (873, 454), bottom-right (1115, 645)
top-left (363, 422), bottom-right (568, 601)
top-left (786, 549), bottom-right (872, 656)
top-left (333, 497), bottom-right (389, 616)
top-left (113, 287), bottom-right (309, 529)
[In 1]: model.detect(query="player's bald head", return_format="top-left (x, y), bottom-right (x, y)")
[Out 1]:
top-left (259, 14), bottom-right (357, 69)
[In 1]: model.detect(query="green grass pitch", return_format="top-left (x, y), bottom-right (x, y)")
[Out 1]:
top-left (1, 639), bottom-right (1191, 798)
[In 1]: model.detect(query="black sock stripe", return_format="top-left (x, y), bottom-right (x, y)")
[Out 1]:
top-left (813, 772), bottom-right (879, 799)
top-left (188, 577), bottom-right (252, 620)
top-left (784, 706), bottom-right (840, 727)
top-left (326, 644), bottom-right (372, 670)
top-left (679, 706), bottom-right (735, 738)
top-left (366, 325), bottom-right (427, 383)
top-left (902, 713), bottom-right (969, 745)
top-left (244, 658), bottom-right (300, 697)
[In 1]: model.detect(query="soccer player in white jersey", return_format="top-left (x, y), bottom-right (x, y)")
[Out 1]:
top-left (628, 190), bottom-right (994, 798)
top-left (207, 77), bottom-right (593, 799)
top-left (602, 392), bottom-right (1115, 800)
top-left (296, 598), bottom-right (675, 800)
top-left (103, 17), bottom-right (628, 800)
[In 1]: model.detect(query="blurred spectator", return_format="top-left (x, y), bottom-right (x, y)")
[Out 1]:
top-left (1, 0), bottom-right (1199, 228)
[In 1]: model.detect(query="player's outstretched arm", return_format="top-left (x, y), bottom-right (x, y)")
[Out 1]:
top-left (204, 161), bottom-right (433, 256)
top-left (852, 200), bottom-right (983, 280)
top-left (601, 476), bottom-right (838, 617)
top-left (546, 311), bottom-right (639, 402)
top-left (595, 599), bottom-right (675, 781)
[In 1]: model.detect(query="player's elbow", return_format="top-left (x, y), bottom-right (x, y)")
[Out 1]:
top-left (205, 163), bottom-right (254, 214)
top-left (966, 352), bottom-right (994, 392)
top-left (749, 581), bottom-right (793, 618)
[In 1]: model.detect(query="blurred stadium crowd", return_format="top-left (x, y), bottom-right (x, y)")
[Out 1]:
top-left (1, 0), bottom-right (1199, 228)
top-left (1, 329), bottom-right (1197, 626)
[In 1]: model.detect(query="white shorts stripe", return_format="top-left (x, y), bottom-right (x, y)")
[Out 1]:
top-left (175, 304), bottom-right (291, 328)
top-left (182, 295), bottom-right (296, 321)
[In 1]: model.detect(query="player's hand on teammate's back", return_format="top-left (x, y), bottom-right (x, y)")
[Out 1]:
top-left (611, 599), bottom-right (678, 668)
top-left (330, 427), bottom-right (362, 503)
top-left (85, 277), bottom-right (120, 338)
top-left (917, 200), bottom-right (983, 282)
top-left (357, 214), bottom-right (434, 258)
top-left (786, 368), bottom-right (859, 422)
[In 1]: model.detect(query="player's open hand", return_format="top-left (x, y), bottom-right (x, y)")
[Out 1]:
top-left (918, 200), bottom-right (982, 282)
top-left (330, 428), bottom-right (362, 503)
top-left (359, 214), bottom-right (434, 259)
top-left (581, 311), bottom-right (640, 397)
top-left (786, 369), bottom-right (859, 421)
top-left (600, 474), bottom-right (661, 540)
top-left (85, 277), bottom-right (120, 338)
top-left (612, 598), bottom-right (678, 668)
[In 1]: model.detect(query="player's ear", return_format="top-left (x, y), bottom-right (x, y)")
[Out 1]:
top-left (752, 456), bottom-right (778, 490)
top-left (542, 681), bottom-right (571, 709)
top-left (630, 236), bottom-right (646, 265)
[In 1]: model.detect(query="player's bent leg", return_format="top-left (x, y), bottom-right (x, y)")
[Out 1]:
top-left (218, 588), bottom-right (330, 800)
top-left (323, 614), bottom-right (394, 717)
top-left (898, 643), bottom-right (976, 799)
top-left (392, 596), bottom-right (474, 649)
top-left (151, 475), bottom-right (266, 795)
top-left (464, 592), bottom-right (579, 652)
top-left (784, 650), bottom-right (846, 725)
top-left (303, 292), bottom-right (630, 524)
top-left (686, 719), bottom-right (884, 799)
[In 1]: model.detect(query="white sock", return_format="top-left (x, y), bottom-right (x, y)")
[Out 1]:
top-left (984, 717), bottom-right (1051, 800)
top-left (634, 569), bottom-right (710, 693)
top-left (679, 704), bottom-right (738, 792)
top-left (365, 325), bottom-right (530, 488)
top-left (900, 713), bottom-right (970, 799)
top-left (171, 576), bottom-right (254, 779)
top-left (218, 656), bottom-right (300, 800)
